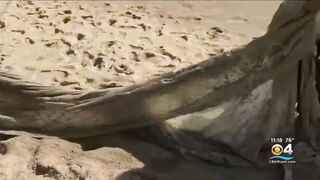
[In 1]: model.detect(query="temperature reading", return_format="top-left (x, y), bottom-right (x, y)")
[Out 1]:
top-left (285, 138), bottom-right (295, 143)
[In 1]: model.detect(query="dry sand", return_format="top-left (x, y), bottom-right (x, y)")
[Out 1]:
top-left (0, 1), bottom-right (281, 90)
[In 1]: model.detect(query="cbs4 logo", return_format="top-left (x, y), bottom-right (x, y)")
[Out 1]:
top-left (271, 144), bottom-right (293, 156)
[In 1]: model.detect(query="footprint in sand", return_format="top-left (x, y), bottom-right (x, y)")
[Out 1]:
top-left (230, 16), bottom-right (249, 22)
top-left (119, 31), bottom-right (127, 39)
top-left (181, 2), bottom-right (194, 11)
top-left (138, 37), bottom-right (153, 46)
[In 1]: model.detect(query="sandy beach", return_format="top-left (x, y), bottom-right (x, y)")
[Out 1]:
top-left (0, 1), bottom-right (281, 90)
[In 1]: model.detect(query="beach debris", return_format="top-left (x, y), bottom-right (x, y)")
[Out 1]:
top-left (114, 64), bottom-right (133, 75)
top-left (38, 14), bottom-right (49, 19)
top-left (94, 57), bottom-right (104, 69)
top-left (54, 28), bottom-right (63, 34)
top-left (131, 52), bottom-right (141, 62)
top-left (26, 37), bottom-right (35, 44)
top-left (130, 45), bottom-right (143, 50)
top-left (11, 30), bottom-right (25, 34)
top-left (81, 15), bottom-right (93, 20)
top-left (210, 27), bottom-right (223, 33)
top-left (107, 41), bottom-right (116, 47)
top-left (83, 51), bottom-right (94, 59)
top-left (145, 52), bottom-right (155, 59)
top-left (118, 25), bottom-right (137, 29)
top-left (66, 49), bottom-right (76, 56)
top-left (45, 42), bottom-right (58, 48)
top-left (99, 82), bottom-right (122, 89)
top-left (138, 23), bottom-right (147, 31)
top-left (77, 33), bottom-right (85, 40)
top-left (0, 21), bottom-right (5, 29)
top-left (63, 16), bottom-right (71, 24)
top-left (61, 39), bottom-right (71, 47)
top-left (60, 81), bottom-right (79, 86)
top-left (63, 10), bottom-right (72, 14)
top-left (180, 35), bottom-right (188, 41)
top-left (160, 47), bottom-right (180, 61)
top-left (109, 19), bottom-right (117, 26)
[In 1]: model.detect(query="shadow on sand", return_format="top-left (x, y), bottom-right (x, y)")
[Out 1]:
top-left (68, 126), bottom-right (286, 180)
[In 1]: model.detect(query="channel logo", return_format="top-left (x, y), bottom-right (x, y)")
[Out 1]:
top-left (269, 143), bottom-right (295, 164)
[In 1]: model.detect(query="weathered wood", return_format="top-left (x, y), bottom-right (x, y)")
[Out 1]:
top-left (0, 13), bottom-right (313, 135)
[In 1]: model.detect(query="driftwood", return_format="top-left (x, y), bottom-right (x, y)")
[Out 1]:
top-left (0, 1), bottom-right (320, 178)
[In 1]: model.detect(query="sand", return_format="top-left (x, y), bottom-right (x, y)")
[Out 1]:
top-left (0, 1), bottom-right (281, 90)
